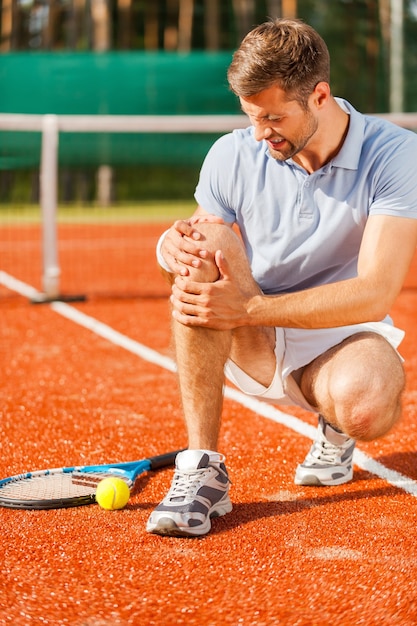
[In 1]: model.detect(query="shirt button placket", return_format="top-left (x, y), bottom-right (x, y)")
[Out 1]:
top-left (299, 178), bottom-right (313, 218)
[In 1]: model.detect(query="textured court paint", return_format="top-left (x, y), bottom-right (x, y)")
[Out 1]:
top-left (1, 225), bottom-right (417, 625)
top-left (2, 269), bottom-right (417, 499)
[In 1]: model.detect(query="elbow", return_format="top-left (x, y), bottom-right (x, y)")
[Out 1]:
top-left (357, 277), bottom-right (402, 322)
top-left (367, 309), bottom-right (390, 323)
top-left (365, 296), bottom-right (397, 323)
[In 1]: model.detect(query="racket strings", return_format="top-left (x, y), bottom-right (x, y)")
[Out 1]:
top-left (0, 471), bottom-right (133, 504)
top-left (0, 450), bottom-right (180, 508)
top-left (71, 471), bottom-right (132, 488)
top-left (0, 473), bottom-right (94, 501)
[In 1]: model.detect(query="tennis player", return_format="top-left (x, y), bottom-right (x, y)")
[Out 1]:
top-left (147, 18), bottom-right (417, 537)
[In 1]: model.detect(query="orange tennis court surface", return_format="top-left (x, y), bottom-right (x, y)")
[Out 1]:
top-left (1, 222), bottom-right (417, 625)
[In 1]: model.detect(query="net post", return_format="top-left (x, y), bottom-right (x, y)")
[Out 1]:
top-left (33, 114), bottom-right (86, 304)
top-left (39, 114), bottom-right (60, 300)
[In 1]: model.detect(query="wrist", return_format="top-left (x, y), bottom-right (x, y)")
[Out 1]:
top-left (246, 294), bottom-right (266, 325)
top-left (155, 229), bottom-right (173, 273)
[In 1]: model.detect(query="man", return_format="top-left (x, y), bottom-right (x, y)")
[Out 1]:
top-left (146, 18), bottom-right (417, 537)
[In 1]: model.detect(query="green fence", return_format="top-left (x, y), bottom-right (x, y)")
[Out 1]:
top-left (0, 52), bottom-right (240, 169)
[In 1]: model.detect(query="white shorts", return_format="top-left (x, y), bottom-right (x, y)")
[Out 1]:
top-left (224, 320), bottom-right (405, 412)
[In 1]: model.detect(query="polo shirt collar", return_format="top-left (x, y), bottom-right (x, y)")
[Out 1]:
top-left (330, 98), bottom-right (365, 171)
top-left (261, 97), bottom-right (365, 171)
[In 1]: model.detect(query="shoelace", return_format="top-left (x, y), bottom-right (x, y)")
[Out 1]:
top-left (310, 439), bottom-right (350, 465)
top-left (167, 468), bottom-right (212, 502)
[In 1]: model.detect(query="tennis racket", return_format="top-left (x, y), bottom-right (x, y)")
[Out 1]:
top-left (0, 449), bottom-right (184, 510)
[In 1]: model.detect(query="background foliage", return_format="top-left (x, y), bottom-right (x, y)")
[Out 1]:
top-left (2, 0), bottom-right (417, 110)
top-left (1, 0), bottom-right (416, 203)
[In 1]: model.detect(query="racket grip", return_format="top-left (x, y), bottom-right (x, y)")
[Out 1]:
top-left (149, 449), bottom-right (186, 470)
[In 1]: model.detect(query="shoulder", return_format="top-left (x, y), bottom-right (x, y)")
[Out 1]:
top-left (337, 98), bottom-right (417, 153)
top-left (204, 126), bottom-right (265, 162)
top-left (350, 101), bottom-right (417, 160)
top-left (364, 114), bottom-right (417, 150)
top-left (344, 99), bottom-right (417, 177)
top-left (198, 127), bottom-right (271, 193)
top-left (363, 116), bottom-right (417, 185)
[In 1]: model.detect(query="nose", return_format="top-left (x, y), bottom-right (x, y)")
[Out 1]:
top-left (253, 122), bottom-right (273, 142)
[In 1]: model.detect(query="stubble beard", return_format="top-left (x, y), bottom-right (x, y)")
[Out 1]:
top-left (268, 112), bottom-right (318, 162)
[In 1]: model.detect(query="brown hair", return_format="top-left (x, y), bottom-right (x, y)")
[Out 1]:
top-left (227, 18), bottom-right (330, 107)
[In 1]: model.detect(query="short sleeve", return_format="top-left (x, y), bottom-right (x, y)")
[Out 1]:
top-left (369, 131), bottom-right (417, 219)
top-left (194, 133), bottom-right (239, 223)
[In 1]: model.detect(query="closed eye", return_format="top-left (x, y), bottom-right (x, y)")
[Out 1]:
top-left (243, 113), bottom-right (283, 124)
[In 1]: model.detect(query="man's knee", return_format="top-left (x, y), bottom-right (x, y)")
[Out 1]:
top-left (330, 349), bottom-right (404, 440)
top-left (193, 222), bottom-right (242, 255)
top-left (303, 333), bottom-right (405, 441)
top-left (330, 373), bottom-right (403, 440)
top-left (188, 223), bottom-right (248, 281)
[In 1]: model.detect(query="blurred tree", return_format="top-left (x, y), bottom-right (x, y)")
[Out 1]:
top-left (281, 0), bottom-right (297, 16)
top-left (68, 0), bottom-right (86, 49)
top-left (144, 0), bottom-right (159, 49)
top-left (0, 0), bottom-right (12, 50)
top-left (204, 0), bottom-right (220, 49)
top-left (267, 0), bottom-right (283, 17)
top-left (232, 0), bottom-right (255, 40)
top-left (0, 0), bottom-right (415, 110)
top-left (178, 0), bottom-right (194, 50)
top-left (117, 0), bottom-right (132, 48)
top-left (91, 0), bottom-right (111, 50)
top-left (164, 0), bottom-right (178, 49)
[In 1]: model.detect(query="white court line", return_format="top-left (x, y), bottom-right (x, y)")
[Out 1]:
top-left (2, 269), bottom-right (417, 498)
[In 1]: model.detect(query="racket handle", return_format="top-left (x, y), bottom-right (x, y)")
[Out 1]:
top-left (149, 449), bottom-right (186, 470)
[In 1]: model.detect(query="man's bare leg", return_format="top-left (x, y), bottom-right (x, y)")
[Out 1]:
top-left (147, 223), bottom-right (276, 536)
top-left (173, 222), bottom-right (276, 451)
top-left (300, 332), bottom-right (405, 440)
top-left (295, 332), bottom-right (405, 486)
top-left (173, 323), bottom-right (231, 450)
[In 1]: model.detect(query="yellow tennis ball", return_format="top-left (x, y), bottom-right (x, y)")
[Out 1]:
top-left (96, 477), bottom-right (130, 510)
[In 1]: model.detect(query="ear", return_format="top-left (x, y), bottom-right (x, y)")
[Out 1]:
top-left (311, 81), bottom-right (331, 109)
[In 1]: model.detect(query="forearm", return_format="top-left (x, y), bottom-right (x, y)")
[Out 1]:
top-left (170, 215), bottom-right (416, 332)
top-left (246, 277), bottom-right (396, 329)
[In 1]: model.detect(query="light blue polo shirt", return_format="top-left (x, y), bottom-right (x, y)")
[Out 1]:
top-left (194, 99), bottom-right (417, 295)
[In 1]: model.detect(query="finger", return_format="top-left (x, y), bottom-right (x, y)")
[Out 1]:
top-left (214, 250), bottom-right (231, 280)
top-left (171, 293), bottom-right (207, 320)
top-left (172, 309), bottom-right (200, 325)
top-left (167, 251), bottom-right (203, 273)
top-left (165, 256), bottom-right (190, 276)
top-left (164, 232), bottom-right (206, 271)
top-left (173, 219), bottom-right (199, 238)
top-left (189, 215), bottom-right (225, 227)
top-left (173, 219), bottom-right (204, 241)
top-left (171, 295), bottom-right (201, 315)
top-left (172, 305), bottom-right (211, 327)
top-left (171, 284), bottom-right (208, 311)
top-left (174, 276), bottom-right (204, 294)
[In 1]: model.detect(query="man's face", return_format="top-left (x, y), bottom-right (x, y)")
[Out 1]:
top-left (239, 85), bottom-right (318, 161)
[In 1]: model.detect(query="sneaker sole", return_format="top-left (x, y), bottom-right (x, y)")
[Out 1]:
top-left (147, 500), bottom-right (233, 538)
top-left (294, 468), bottom-right (353, 487)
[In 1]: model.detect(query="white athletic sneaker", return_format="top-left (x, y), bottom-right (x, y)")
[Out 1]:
top-left (294, 415), bottom-right (356, 486)
top-left (146, 449), bottom-right (232, 537)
